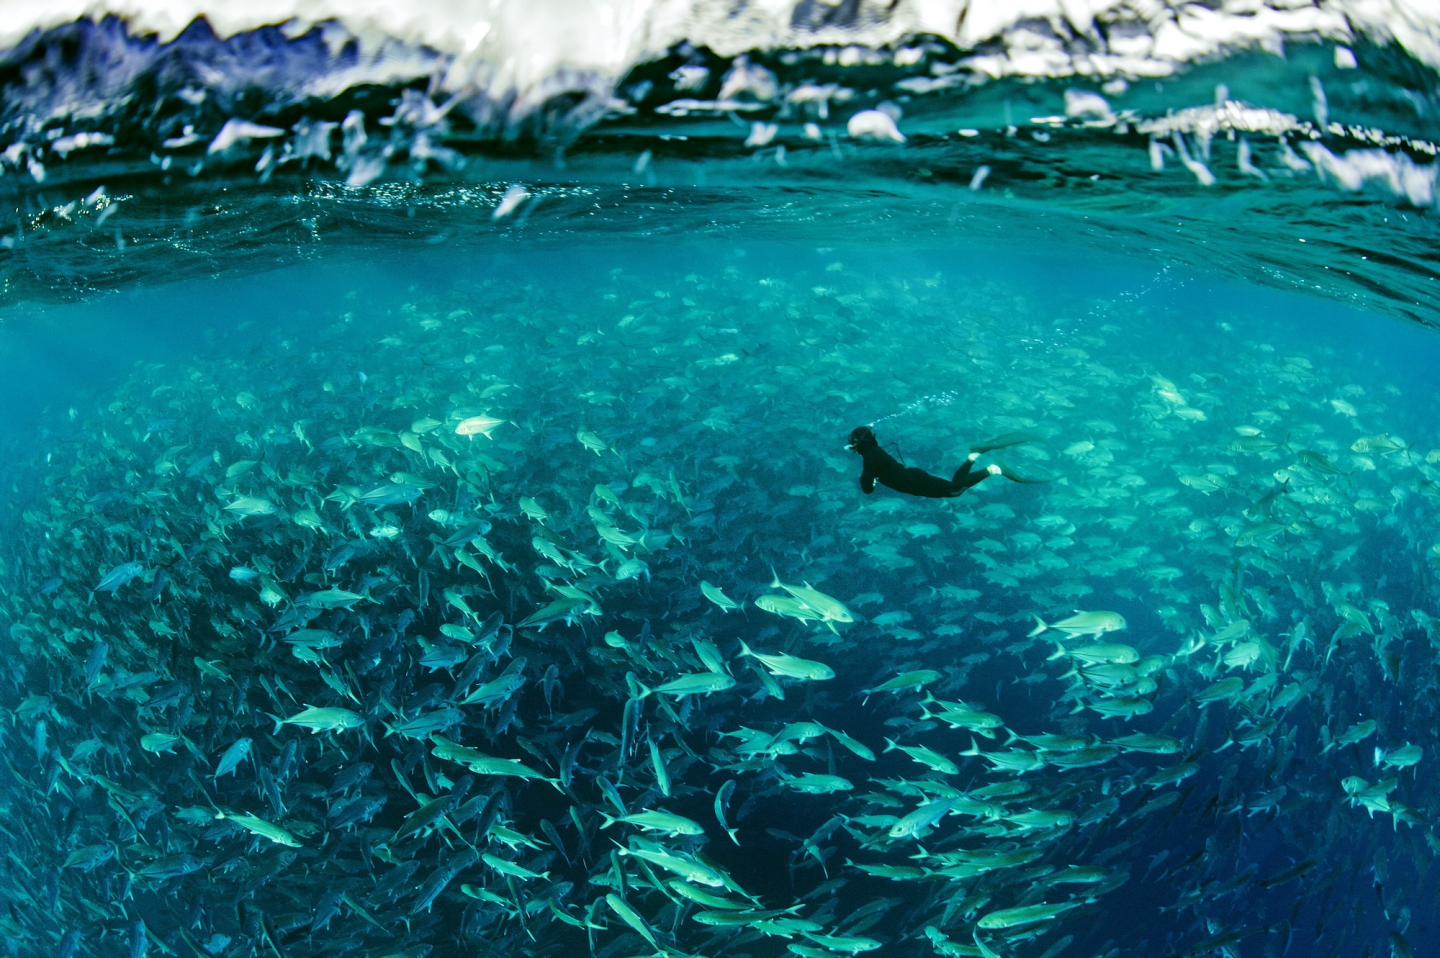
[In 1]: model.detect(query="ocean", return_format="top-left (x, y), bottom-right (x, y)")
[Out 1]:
top-left (2, 5), bottom-right (1439, 958)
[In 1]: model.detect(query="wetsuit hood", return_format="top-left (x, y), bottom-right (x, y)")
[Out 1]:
top-left (847, 426), bottom-right (878, 452)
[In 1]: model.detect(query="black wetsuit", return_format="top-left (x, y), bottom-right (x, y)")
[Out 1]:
top-left (850, 430), bottom-right (988, 499)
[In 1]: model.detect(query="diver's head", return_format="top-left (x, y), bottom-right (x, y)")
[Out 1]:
top-left (847, 426), bottom-right (877, 452)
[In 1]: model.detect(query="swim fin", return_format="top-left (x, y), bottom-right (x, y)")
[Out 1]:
top-left (969, 431), bottom-right (1041, 454)
top-left (992, 462), bottom-right (1052, 483)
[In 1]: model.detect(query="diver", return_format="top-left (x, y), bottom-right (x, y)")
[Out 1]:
top-left (846, 426), bottom-right (1041, 499)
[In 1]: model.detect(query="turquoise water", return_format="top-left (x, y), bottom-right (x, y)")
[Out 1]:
top-left (3, 8), bottom-right (1440, 958)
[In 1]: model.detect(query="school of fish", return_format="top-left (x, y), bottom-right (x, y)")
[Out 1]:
top-left (1, 252), bottom-right (1437, 958)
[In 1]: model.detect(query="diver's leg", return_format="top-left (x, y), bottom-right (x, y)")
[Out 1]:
top-left (951, 459), bottom-right (990, 493)
top-left (951, 451), bottom-right (980, 481)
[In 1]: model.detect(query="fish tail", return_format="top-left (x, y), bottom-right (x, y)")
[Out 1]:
top-left (1044, 641), bottom-right (1067, 661)
top-left (1027, 616), bottom-right (1049, 638)
top-left (974, 927), bottom-right (1001, 958)
top-left (624, 671), bottom-right (651, 701)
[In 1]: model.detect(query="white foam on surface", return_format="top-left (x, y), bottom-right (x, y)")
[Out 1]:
top-left (4, 0), bottom-right (1436, 105)
top-left (1301, 143), bottom-right (1438, 208)
top-left (2, 2), bottom-right (1436, 214)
